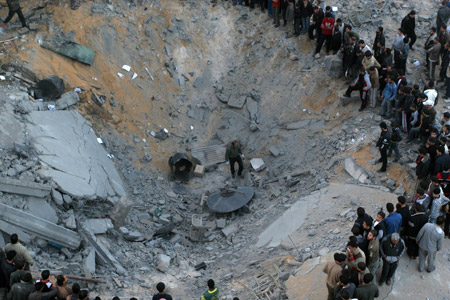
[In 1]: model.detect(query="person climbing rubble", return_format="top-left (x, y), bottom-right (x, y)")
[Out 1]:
top-left (225, 140), bottom-right (244, 179)
top-left (1, 0), bottom-right (28, 29)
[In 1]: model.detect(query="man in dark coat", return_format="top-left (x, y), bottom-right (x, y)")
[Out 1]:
top-left (377, 122), bottom-right (391, 172)
top-left (401, 10), bottom-right (417, 49)
top-left (373, 27), bottom-right (385, 53)
top-left (2, 0), bottom-right (28, 28)
top-left (406, 203), bottom-right (429, 258)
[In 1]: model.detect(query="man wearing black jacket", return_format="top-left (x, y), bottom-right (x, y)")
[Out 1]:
top-left (373, 27), bottom-right (385, 53)
top-left (406, 203), bottom-right (429, 258)
top-left (401, 10), bottom-right (416, 49)
top-left (300, 0), bottom-right (313, 35)
top-left (416, 146), bottom-right (431, 186)
top-left (308, 6), bottom-right (323, 40)
top-left (377, 122), bottom-right (391, 173)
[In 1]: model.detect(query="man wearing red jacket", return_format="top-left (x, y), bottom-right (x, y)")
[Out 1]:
top-left (314, 12), bottom-right (335, 58)
top-left (272, 0), bottom-right (281, 27)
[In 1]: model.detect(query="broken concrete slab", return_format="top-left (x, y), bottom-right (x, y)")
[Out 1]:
top-left (55, 91), bottom-right (80, 110)
top-left (0, 203), bottom-right (80, 249)
top-left (284, 119), bottom-right (326, 130)
top-left (82, 218), bottom-right (114, 234)
top-left (26, 111), bottom-right (126, 200)
top-left (324, 55), bottom-right (343, 78)
top-left (256, 193), bottom-right (312, 248)
top-left (343, 156), bottom-right (369, 184)
top-left (250, 158), bottom-right (266, 172)
top-left (227, 96), bottom-right (246, 109)
top-left (246, 98), bottom-right (258, 120)
top-left (81, 229), bottom-right (126, 274)
top-left (26, 197), bottom-right (58, 224)
top-left (0, 177), bottom-right (51, 198)
top-left (221, 223), bottom-right (239, 238)
top-left (84, 247), bottom-right (96, 276)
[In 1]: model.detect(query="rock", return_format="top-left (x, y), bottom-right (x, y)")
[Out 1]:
top-left (124, 230), bottom-right (144, 242)
top-left (156, 254), bottom-right (171, 272)
top-left (250, 158), bottom-right (266, 171)
top-left (343, 157), bottom-right (369, 184)
top-left (340, 208), bottom-right (351, 217)
top-left (26, 198), bottom-right (58, 224)
top-left (332, 228), bottom-right (341, 234)
top-left (55, 91), bottom-right (80, 110)
top-left (280, 272), bottom-right (291, 281)
top-left (307, 229), bottom-right (317, 236)
top-left (63, 194), bottom-right (73, 205)
top-left (52, 189), bottom-right (64, 206)
top-left (319, 247), bottom-right (330, 256)
top-left (394, 184), bottom-right (405, 195)
top-left (227, 96), bottom-right (247, 109)
top-left (64, 210), bottom-right (77, 230)
top-left (289, 54), bottom-right (299, 61)
top-left (82, 218), bottom-right (114, 234)
top-left (269, 146), bottom-right (280, 157)
top-left (324, 55), bottom-right (343, 77)
top-left (36, 238), bottom-right (48, 248)
top-left (216, 219), bottom-right (226, 229)
top-left (166, 191), bottom-right (177, 198)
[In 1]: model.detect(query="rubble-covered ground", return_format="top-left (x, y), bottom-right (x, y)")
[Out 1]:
top-left (0, 0), bottom-right (449, 299)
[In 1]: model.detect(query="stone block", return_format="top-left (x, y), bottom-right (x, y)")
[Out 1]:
top-left (250, 158), bottom-right (266, 172)
top-left (51, 189), bottom-right (64, 206)
top-left (216, 219), bottom-right (226, 229)
top-left (221, 223), bottom-right (239, 238)
top-left (156, 254), bottom-right (171, 272)
top-left (269, 146), bottom-right (280, 157)
top-left (56, 91), bottom-right (80, 110)
top-left (193, 165), bottom-right (205, 177)
top-left (228, 96), bottom-right (246, 108)
top-left (343, 157), bottom-right (369, 184)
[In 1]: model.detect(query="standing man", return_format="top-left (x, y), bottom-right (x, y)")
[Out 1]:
top-left (299, 0), bottom-right (313, 35)
top-left (427, 37), bottom-right (441, 81)
top-left (379, 233), bottom-right (405, 286)
top-left (384, 202), bottom-right (402, 235)
top-left (345, 240), bottom-right (366, 271)
top-left (401, 10), bottom-right (417, 50)
top-left (200, 279), bottom-right (219, 300)
top-left (376, 122), bottom-right (391, 173)
top-left (322, 253), bottom-right (345, 300)
top-left (225, 141), bottom-right (244, 179)
top-left (1, 0), bottom-right (28, 29)
top-left (429, 187), bottom-right (450, 223)
top-left (380, 77), bottom-right (397, 119)
top-left (373, 27), bottom-right (385, 53)
top-left (272, 0), bottom-right (281, 27)
top-left (308, 6), bottom-right (324, 41)
top-left (314, 12), bottom-right (334, 58)
top-left (5, 234), bottom-right (33, 270)
top-left (368, 66), bottom-right (379, 108)
top-left (437, 1), bottom-right (450, 32)
top-left (407, 202), bottom-right (429, 259)
top-left (354, 274), bottom-right (379, 300)
top-left (152, 282), bottom-right (173, 300)
top-left (366, 230), bottom-right (380, 278)
top-left (392, 28), bottom-right (405, 69)
top-left (416, 216), bottom-right (445, 273)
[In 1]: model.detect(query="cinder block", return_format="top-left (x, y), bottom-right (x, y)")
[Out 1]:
top-left (194, 165), bottom-right (205, 177)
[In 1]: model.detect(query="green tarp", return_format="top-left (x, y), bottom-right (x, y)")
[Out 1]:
top-left (41, 38), bottom-right (96, 65)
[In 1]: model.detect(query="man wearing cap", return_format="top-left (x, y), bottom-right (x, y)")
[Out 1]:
top-left (401, 10), bottom-right (417, 49)
top-left (379, 233), bottom-right (405, 285)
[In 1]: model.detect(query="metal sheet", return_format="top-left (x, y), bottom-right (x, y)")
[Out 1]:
top-left (207, 186), bottom-right (254, 213)
top-left (191, 144), bottom-right (226, 167)
top-left (41, 38), bottom-right (96, 65)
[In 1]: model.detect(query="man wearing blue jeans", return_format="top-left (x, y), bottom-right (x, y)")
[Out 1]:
top-left (300, 0), bottom-right (313, 34)
top-left (381, 77), bottom-right (397, 118)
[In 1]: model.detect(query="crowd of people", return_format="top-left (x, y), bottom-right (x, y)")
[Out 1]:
top-left (0, 233), bottom-right (226, 300)
top-left (324, 200), bottom-right (445, 300)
